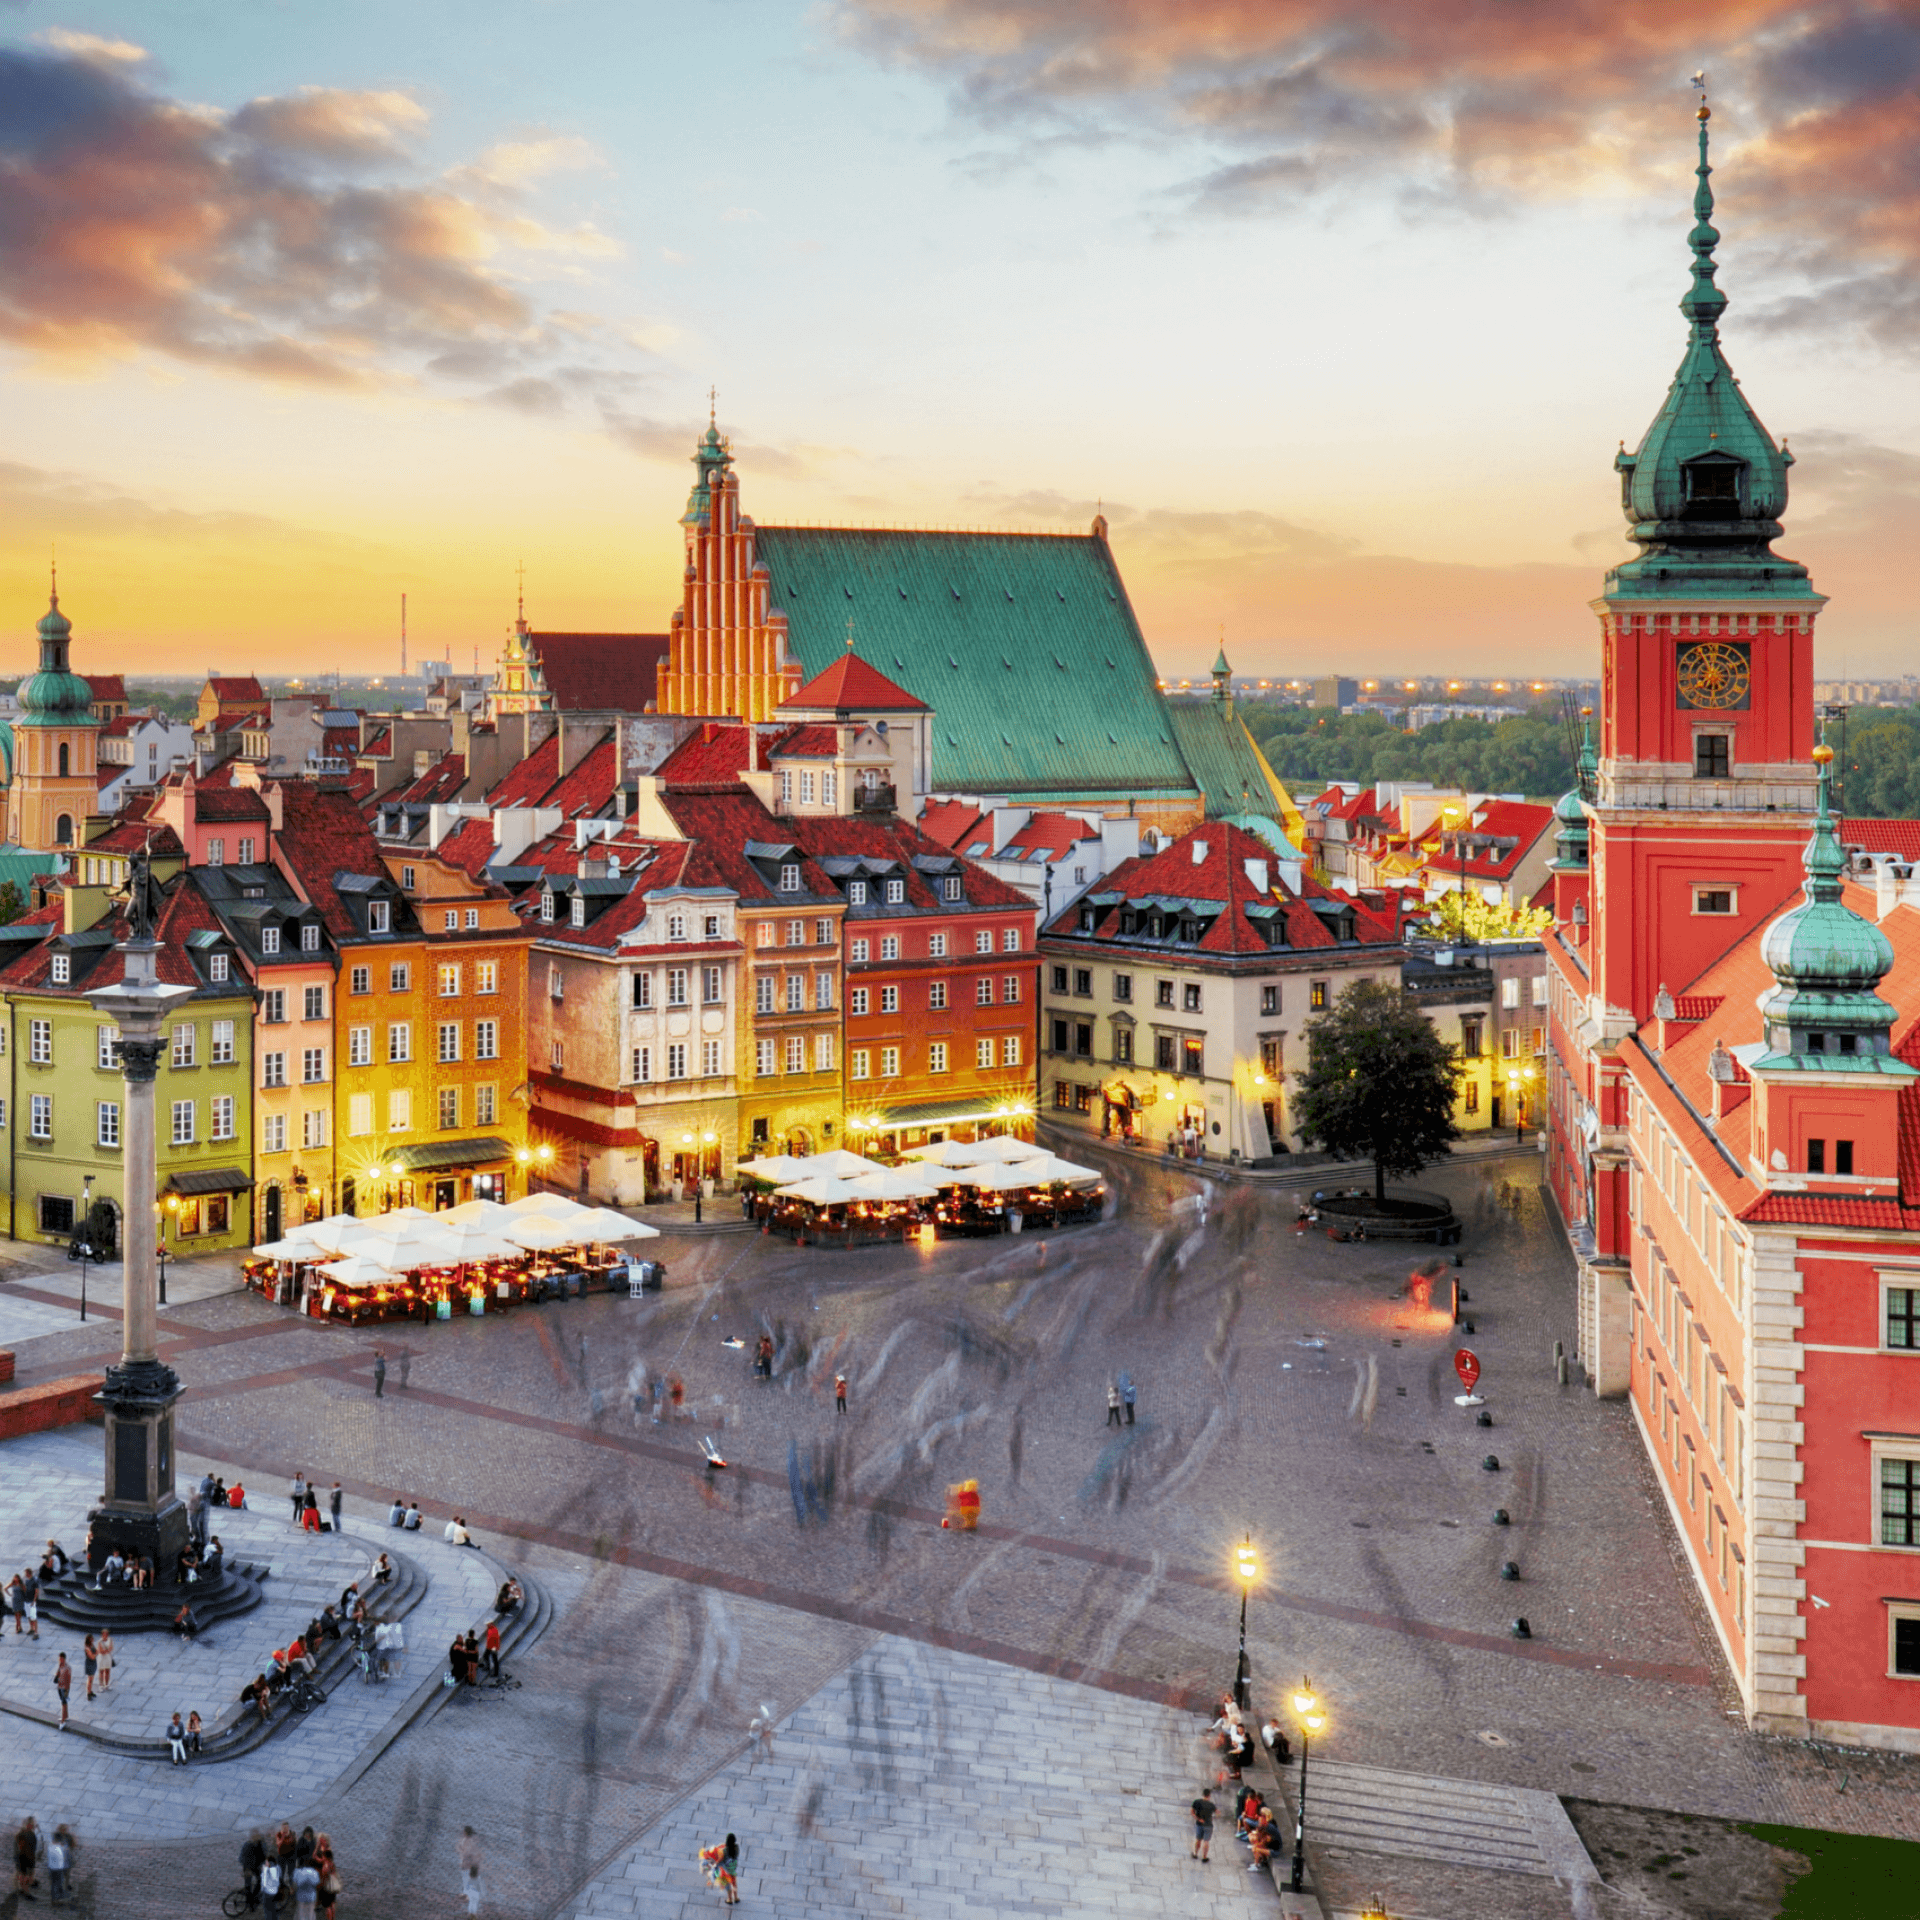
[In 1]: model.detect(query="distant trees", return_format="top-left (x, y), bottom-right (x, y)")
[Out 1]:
top-left (0, 882), bottom-right (22, 926)
top-left (1243, 703), bottom-right (1575, 801)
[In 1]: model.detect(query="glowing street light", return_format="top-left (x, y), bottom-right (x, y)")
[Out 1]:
top-left (1289, 1677), bottom-right (1327, 1893)
top-left (1232, 1534), bottom-right (1258, 1710)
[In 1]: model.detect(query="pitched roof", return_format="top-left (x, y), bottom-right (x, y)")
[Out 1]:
top-left (754, 526), bottom-right (1196, 801)
top-left (275, 780), bottom-right (391, 936)
top-left (1843, 818), bottom-right (1920, 863)
top-left (529, 633), bottom-right (671, 713)
top-left (1416, 799), bottom-right (1555, 881)
top-left (207, 676), bottom-right (263, 703)
top-left (781, 650), bottom-right (929, 714)
top-left (654, 723), bottom-right (768, 788)
top-left (1166, 700), bottom-right (1303, 838)
top-left (542, 737), bottom-right (617, 817)
top-left (484, 733), bottom-right (562, 807)
top-left (998, 811), bottom-right (1102, 863)
top-left (389, 752), bottom-right (468, 807)
top-left (202, 707), bottom-right (267, 735)
top-left (435, 816), bottom-right (497, 879)
top-left (919, 799), bottom-right (990, 857)
top-left (85, 675), bottom-right (126, 703)
top-left (194, 787), bottom-right (272, 822)
top-left (794, 813), bottom-right (1035, 912)
top-left (769, 723), bottom-right (839, 757)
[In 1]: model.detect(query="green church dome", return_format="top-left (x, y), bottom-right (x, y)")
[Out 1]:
top-left (16, 586), bottom-right (95, 729)
top-left (1607, 105), bottom-right (1816, 603)
top-left (1550, 714), bottom-right (1596, 869)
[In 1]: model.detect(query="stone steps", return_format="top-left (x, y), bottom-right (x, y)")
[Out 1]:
top-left (37, 1560), bottom-right (270, 1634)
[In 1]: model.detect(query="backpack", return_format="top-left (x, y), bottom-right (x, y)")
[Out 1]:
top-left (261, 1863), bottom-right (282, 1897)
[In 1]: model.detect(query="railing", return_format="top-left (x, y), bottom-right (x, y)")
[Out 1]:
top-left (853, 783), bottom-right (895, 813)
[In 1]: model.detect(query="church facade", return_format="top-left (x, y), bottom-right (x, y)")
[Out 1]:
top-left (6, 586), bottom-right (101, 855)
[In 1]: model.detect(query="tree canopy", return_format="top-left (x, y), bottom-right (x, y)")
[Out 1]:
top-left (1424, 891), bottom-right (1552, 943)
top-left (1292, 978), bottom-right (1461, 1199)
top-left (1243, 703), bottom-right (1575, 801)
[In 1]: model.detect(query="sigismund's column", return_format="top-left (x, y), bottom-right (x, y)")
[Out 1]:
top-left (84, 863), bottom-right (193, 1581)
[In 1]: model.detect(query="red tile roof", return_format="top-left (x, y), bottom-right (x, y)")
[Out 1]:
top-left (1415, 799), bottom-right (1554, 881)
top-left (194, 787), bottom-right (271, 822)
top-left (1843, 818), bottom-right (1920, 863)
top-left (1673, 994), bottom-right (1724, 1022)
top-left (361, 727), bottom-right (392, 757)
top-left (275, 780), bottom-right (390, 937)
top-left (484, 733), bottom-right (562, 807)
top-left (206, 676), bottom-right (263, 704)
top-left (0, 877), bottom-right (225, 994)
top-left (435, 816), bottom-right (497, 879)
top-left (919, 799), bottom-right (990, 854)
top-left (797, 814), bottom-right (1035, 911)
top-left (541, 737), bottom-right (617, 817)
top-left (85, 675), bottom-right (126, 703)
top-left (83, 818), bottom-right (186, 857)
top-left (654, 723), bottom-right (769, 788)
top-left (529, 633), bottom-right (671, 713)
top-left (657, 790), bottom-right (840, 905)
top-left (389, 752), bottom-right (468, 807)
top-left (99, 715), bottom-right (139, 739)
top-left (781, 651), bottom-right (929, 714)
top-left (202, 707), bottom-right (267, 735)
top-left (1000, 811), bottom-right (1101, 862)
top-left (770, 724), bottom-right (839, 757)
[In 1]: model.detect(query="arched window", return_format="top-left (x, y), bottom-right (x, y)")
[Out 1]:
top-left (57, 743), bottom-right (69, 778)
top-left (56, 813), bottom-right (74, 845)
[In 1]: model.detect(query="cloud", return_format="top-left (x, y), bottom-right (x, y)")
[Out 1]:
top-left (32, 27), bottom-right (147, 64)
top-left (834, 0), bottom-right (1920, 344)
top-left (0, 44), bottom-right (642, 396)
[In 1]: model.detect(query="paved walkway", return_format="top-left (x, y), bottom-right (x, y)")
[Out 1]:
top-left (0, 1426), bottom-right (498, 1840)
top-left (0, 1244), bottom-right (244, 1349)
top-left (562, 1636), bottom-right (1273, 1920)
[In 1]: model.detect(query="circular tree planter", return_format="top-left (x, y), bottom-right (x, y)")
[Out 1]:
top-left (1313, 1186), bottom-right (1460, 1243)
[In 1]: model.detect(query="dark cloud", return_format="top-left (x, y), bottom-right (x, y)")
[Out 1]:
top-left (836, 0), bottom-right (1920, 344)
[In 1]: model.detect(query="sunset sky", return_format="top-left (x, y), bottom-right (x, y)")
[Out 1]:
top-left (1, 1), bottom-right (1915, 682)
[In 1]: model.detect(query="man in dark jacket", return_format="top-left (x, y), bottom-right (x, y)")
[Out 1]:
top-left (240, 1832), bottom-right (266, 1911)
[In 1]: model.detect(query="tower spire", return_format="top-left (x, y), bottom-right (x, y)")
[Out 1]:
top-left (1682, 78), bottom-right (1726, 333)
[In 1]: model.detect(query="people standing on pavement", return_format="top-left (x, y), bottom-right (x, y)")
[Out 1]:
top-left (481, 1618), bottom-right (501, 1680)
top-left (53, 1650), bottom-right (71, 1725)
top-left (1106, 1382), bottom-right (1123, 1427)
top-left (290, 1854), bottom-right (319, 1920)
top-left (240, 1832), bottom-right (266, 1912)
top-left (46, 1826), bottom-right (73, 1908)
top-left (313, 1835), bottom-right (339, 1920)
top-left (449, 1634), bottom-right (470, 1688)
top-left (96, 1626), bottom-right (112, 1689)
top-left (22, 1565), bottom-right (38, 1637)
top-left (457, 1827), bottom-right (484, 1917)
top-left (82, 1635), bottom-right (97, 1701)
top-left (835, 1372), bottom-right (848, 1415)
top-left (373, 1348), bottom-right (386, 1398)
top-left (1190, 1787), bottom-right (1216, 1861)
top-left (290, 1473), bottom-right (307, 1525)
top-left (398, 1350), bottom-right (412, 1391)
top-left (330, 1482), bottom-right (343, 1532)
top-left (14, 1815), bottom-right (40, 1900)
top-left (1122, 1374), bottom-right (1137, 1425)
top-left (302, 1484), bottom-right (321, 1533)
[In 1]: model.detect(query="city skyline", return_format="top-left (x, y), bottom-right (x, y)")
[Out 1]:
top-left (1, 1), bottom-right (1915, 678)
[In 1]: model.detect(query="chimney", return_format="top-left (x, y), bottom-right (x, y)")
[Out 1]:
top-left (1242, 857), bottom-right (1268, 895)
top-left (1191, 838), bottom-right (1209, 865)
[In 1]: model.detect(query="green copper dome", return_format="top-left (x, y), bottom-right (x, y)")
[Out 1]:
top-left (16, 588), bottom-right (95, 729)
top-left (1550, 714), bottom-right (1596, 869)
top-left (681, 419), bottom-right (734, 526)
top-left (1757, 751), bottom-right (1897, 1060)
top-left (1607, 106), bottom-right (1815, 603)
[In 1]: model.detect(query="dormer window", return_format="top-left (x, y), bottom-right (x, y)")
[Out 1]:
top-left (668, 913), bottom-right (687, 941)
top-left (886, 879), bottom-right (905, 905)
top-left (1078, 907), bottom-right (1095, 932)
top-left (210, 953), bottom-right (230, 983)
top-left (540, 891), bottom-right (555, 924)
top-left (368, 900), bottom-right (390, 934)
top-left (570, 895), bottom-right (586, 928)
top-left (780, 864), bottom-right (801, 893)
top-left (261, 926), bottom-right (281, 955)
top-left (942, 876), bottom-right (962, 902)
top-left (848, 881), bottom-right (867, 906)
top-left (301, 924), bottom-right (320, 953)
top-left (50, 953), bottom-right (69, 984)
top-left (401, 865), bottom-right (417, 890)
top-left (1684, 457), bottom-right (1741, 505)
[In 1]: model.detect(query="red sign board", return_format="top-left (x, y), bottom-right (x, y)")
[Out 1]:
top-left (1454, 1348), bottom-right (1481, 1393)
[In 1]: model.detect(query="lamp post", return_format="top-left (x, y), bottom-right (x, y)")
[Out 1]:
top-left (83, 853), bottom-right (194, 1585)
top-left (78, 1173), bottom-right (94, 1322)
top-left (1289, 1677), bottom-right (1327, 1895)
top-left (1232, 1534), bottom-right (1258, 1710)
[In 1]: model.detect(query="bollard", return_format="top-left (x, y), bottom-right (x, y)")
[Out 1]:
top-left (1511, 1617), bottom-right (1532, 1640)
top-left (1482, 1454), bottom-right (1501, 1472)
top-left (1556, 1353), bottom-right (1569, 1387)
top-left (1500, 1561), bottom-right (1520, 1581)
top-left (1491, 1507), bottom-right (1510, 1526)
top-left (1476, 1409), bottom-right (1493, 1428)
top-left (1552, 1338), bottom-right (1564, 1369)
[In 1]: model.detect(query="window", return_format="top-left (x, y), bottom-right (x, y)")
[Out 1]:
top-left (1051, 965), bottom-right (1069, 994)
top-left (929, 982), bottom-right (948, 1010)
top-left (702, 1039), bottom-right (722, 1076)
top-left (477, 960), bottom-right (497, 994)
top-left (444, 910), bottom-right (458, 932)
top-left (704, 967), bottom-right (724, 1005)
top-left (1531, 975), bottom-right (1549, 1008)
top-left (1003, 974), bottom-right (1022, 1004)
top-left (300, 985), bottom-right (325, 1022)
top-left (1884, 1457), bottom-right (1920, 1546)
top-left (262, 1051), bottom-right (287, 1088)
top-left (302, 1047), bottom-right (326, 1084)
top-left (1003, 1035), bottom-right (1021, 1067)
top-left (438, 964), bottom-right (460, 997)
top-left (388, 1089), bottom-right (412, 1131)
top-left (1074, 1022), bottom-right (1093, 1058)
top-left (780, 863), bottom-right (802, 893)
top-left (976, 931), bottom-right (993, 954)
top-left (171, 1099), bottom-right (195, 1145)
top-left (632, 1046), bottom-right (652, 1083)
top-left (1888, 1287), bottom-right (1920, 1350)
top-left (880, 986), bottom-right (898, 1014)
top-left (1154, 980), bottom-right (1174, 1009)
top-left (1182, 983), bottom-right (1201, 1013)
top-left (475, 1020), bottom-right (498, 1061)
top-left (976, 977), bottom-right (995, 1006)
top-left (368, 900), bottom-right (390, 934)
top-left (1261, 1038), bottom-right (1282, 1078)
top-left (540, 892), bottom-right (555, 924)
top-left (302, 923), bottom-right (320, 953)
top-left (851, 1049), bottom-right (870, 1080)
top-left (816, 918), bottom-right (833, 945)
top-left (929, 1042), bottom-right (949, 1073)
top-left (1071, 967), bottom-right (1092, 997)
top-left (1501, 977), bottom-right (1521, 1010)
top-left (348, 1094), bottom-right (373, 1137)
top-left (816, 973), bottom-right (833, 1010)
top-left (850, 987), bottom-right (869, 1016)
top-left (778, 973), bottom-right (799, 1013)
top-left (29, 1020), bottom-right (51, 1065)
top-left (757, 1039), bottom-right (777, 1076)
top-left (212, 1019), bottom-right (234, 1065)
top-left (1052, 1018), bottom-right (1070, 1054)
top-left (261, 925), bottom-right (282, 957)
top-left (756, 976), bottom-right (775, 1015)
top-left (1695, 888), bottom-right (1734, 915)
top-left (1501, 1028), bottom-right (1520, 1059)
top-left (348, 1025), bottom-right (372, 1067)
top-left (437, 1023), bottom-right (460, 1064)
top-left (173, 1029), bottom-right (200, 1073)
top-left (880, 936), bottom-right (899, 961)
top-left (263, 988), bottom-right (287, 1025)
top-left (28, 1095), bottom-right (51, 1140)
top-left (1112, 1029), bottom-right (1130, 1064)
top-left (401, 865), bottom-right (417, 891)
top-left (780, 770), bottom-right (793, 806)
top-left (264, 1112), bottom-right (288, 1153)
top-left (851, 938), bottom-right (870, 963)
top-left (786, 1036), bottom-right (806, 1073)
top-left (1808, 1139), bottom-right (1826, 1174)
top-left (1695, 734), bottom-right (1731, 779)
top-left (215, 1096), bottom-right (236, 1141)
top-left (388, 1023), bottom-right (412, 1063)
top-left (704, 914), bottom-right (722, 940)
top-left (815, 1033), bottom-right (833, 1072)
top-left (439, 1087), bottom-right (459, 1130)
top-left (36, 1193), bottom-right (71, 1235)
top-left (97, 1102), bottom-right (119, 1148)
top-left (977, 1038), bottom-right (995, 1069)
top-left (1259, 984), bottom-right (1278, 1017)
top-left (210, 953), bottom-right (230, 983)
top-left (886, 879), bottom-right (905, 905)
top-left (351, 965), bottom-right (371, 995)
top-left (1465, 1080), bottom-right (1480, 1114)
top-left (1837, 1140), bottom-right (1855, 1176)
top-left (1055, 1081), bottom-right (1073, 1109)
top-left (207, 838), bottom-right (225, 867)
top-left (97, 1026), bottom-right (120, 1072)
top-left (785, 919), bottom-right (805, 948)
top-left (880, 1046), bottom-right (899, 1077)
top-left (633, 971), bottom-right (653, 1011)
top-left (942, 875), bottom-right (962, 902)
top-left (1183, 1037), bottom-right (1204, 1076)
top-left (1461, 1018), bottom-right (1483, 1056)
top-left (1310, 980), bottom-right (1330, 1010)
top-left (48, 951), bottom-right (71, 985)
top-left (823, 772), bottom-right (836, 807)
top-left (667, 1043), bottom-right (688, 1080)
top-left (550, 1038), bottom-right (565, 1073)
top-left (475, 1084), bottom-right (496, 1124)
top-left (1004, 928), bottom-right (1020, 952)
top-left (668, 968), bottom-right (689, 1007)
top-left (389, 963), bottom-right (409, 992)
top-left (1154, 1034), bottom-right (1176, 1072)
top-left (849, 881), bottom-right (868, 907)
top-left (570, 896), bottom-right (586, 929)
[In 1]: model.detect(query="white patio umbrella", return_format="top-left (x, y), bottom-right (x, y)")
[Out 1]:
top-left (735, 1154), bottom-right (810, 1183)
top-left (845, 1168), bottom-right (942, 1202)
top-left (442, 1197), bottom-right (516, 1226)
top-left (999, 1153), bottom-right (1102, 1188)
top-left (948, 1162), bottom-right (1050, 1192)
top-left (787, 1149), bottom-right (885, 1180)
top-left (306, 1216), bottom-right (381, 1255)
top-left (568, 1206), bottom-right (660, 1242)
top-left (503, 1213), bottom-right (591, 1253)
top-left (423, 1222), bottom-right (522, 1264)
top-left (899, 1138), bottom-right (974, 1167)
top-left (315, 1255), bottom-right (400, 1289)
top-left (252, 1235), bottom-right (322, 1261)
top-left (771, 1176), bottom-right (865, 1208)
top-left (902, 1136), bottom-right (1040, 1168)
top-left (505, 1192), bottom-right (586, 1219)
top-left (347, 1224), bottom-right (466, 1271)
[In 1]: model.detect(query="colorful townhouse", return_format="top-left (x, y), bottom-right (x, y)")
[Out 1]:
top-left (1543, 106), bottom-right (1920, 1750)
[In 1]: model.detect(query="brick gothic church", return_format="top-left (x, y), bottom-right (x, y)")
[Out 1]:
top-left (1547, 102), bottom-right (1920, 1749)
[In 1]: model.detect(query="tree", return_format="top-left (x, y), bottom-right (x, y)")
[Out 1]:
top-left (1425, 891), bottom-right (1551, 943)
top-left (0, 882), bottom-right (24, 926)
top-left (1292, 979), bottom-right (1461, 1200)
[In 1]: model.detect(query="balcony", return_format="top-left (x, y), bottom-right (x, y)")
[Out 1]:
top-left (853, 783), bottom-right (896, 814)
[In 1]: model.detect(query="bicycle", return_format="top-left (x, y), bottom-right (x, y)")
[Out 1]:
top-left (475, 1661), bottom-right (521, 1692)
top-left (221, 1887), bottom-right (257, 1917)
top-left (287, 1672), bottom-right (326, 1714)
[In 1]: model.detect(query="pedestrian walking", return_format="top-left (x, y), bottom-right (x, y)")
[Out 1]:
top-left (313, 1836), bottom-right (340, 1920)
top-left (457, 1828), bottom-right (484, 1917)
top-left (330, 1483), bottom-right (343, 1533)
top-left (14, 1815), bottom-right (40, 1901)
top-left (53, 1651), bottom-right (72, 1726)
top-left (699, 1835), bottom-right (739, 1906)
top-left (290, 1473), bottom-right (307, 1525)
top-left (96, 1627), bottom-right (113, 1689)
top-left (1190, 1787), bottom-right (1216, 1861)
top-left (23, 1566), bottom-right (39, 1637)
top-left (1123, 1374), bottom-right (1137, 1426)
top-left (82, 1634), bottom-right (97, 1701)
top-left (835, 1372), bottom-right (848, 1414)
top-left (373, 1350), bottom-right (386, 1398)
top-left (398, 1350), bottom-right (412, 1391)
top-left (1106, 1382), bottom-right (1123, 1427)
top-left (46, 1826), bottom-right (73, 1908)
top-left (291, 1856), bottom-right (320, 1920)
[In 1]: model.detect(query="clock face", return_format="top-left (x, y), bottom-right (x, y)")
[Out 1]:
top-left (1675, 640), bottom-right (1751, 711)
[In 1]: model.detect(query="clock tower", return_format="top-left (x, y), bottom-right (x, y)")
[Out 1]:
top-left (1587, 99), bottom-right (1823, 1028)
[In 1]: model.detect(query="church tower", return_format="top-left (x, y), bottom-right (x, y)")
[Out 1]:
top-left (10, 580), bottom-right (101, 854)
top-left (1587, 96), bottom-right (1823, 1029)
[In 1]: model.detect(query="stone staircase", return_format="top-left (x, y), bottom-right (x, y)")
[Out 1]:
top-left (37, 1558), bottom-right (270, 1635)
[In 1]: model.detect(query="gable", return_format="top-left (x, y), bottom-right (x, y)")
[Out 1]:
top-left (753, 526), bottom-right (1195, 802)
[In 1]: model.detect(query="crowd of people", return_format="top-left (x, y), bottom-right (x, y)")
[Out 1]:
top-left (11, 1817), bottom-right (78, 1907)
top-left (1191, 1693), bottom-right (1293, 1876)
top-left (238, 1823), bottom-right (341, 1916)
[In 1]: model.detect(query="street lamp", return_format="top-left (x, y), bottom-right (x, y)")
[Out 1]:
top-left (1289, 1677), bottom-right (1327, 1894)
top-left (1232, 1534), bottom-right (1258, 1710)
top-left (78, 1173), bottom-right (94, 1322)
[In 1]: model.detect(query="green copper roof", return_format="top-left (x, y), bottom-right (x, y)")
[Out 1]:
top-left (1167, 699), bottom-right (1294, 825)
top-left (682, 424), bottom-right (734, 525)
top-left (17, 588), bottom-right (96, 728)
top-left (755, 526), bottom-right (1198, 800)
top-left (1606, 106), bottom-right (1815, 603)
top-left (1551, 715), bottom-right (1596, 869)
